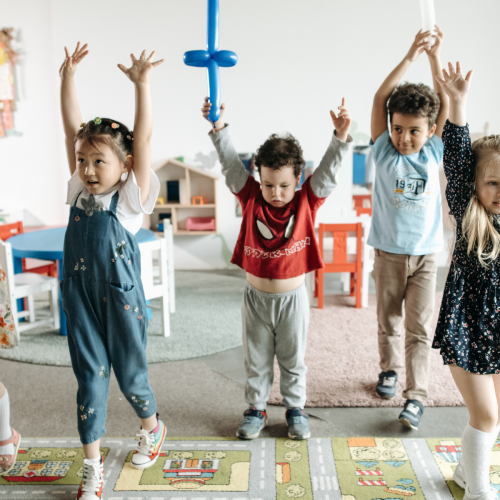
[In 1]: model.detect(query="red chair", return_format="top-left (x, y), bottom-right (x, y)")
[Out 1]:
top-left (353, 194), bottom-right (372, 210)
top-left (356, 207), bottom-right (372, 216)
top-left (315, 223), bottom-right (363, 309)
top-left (0, 222), bottom-right (58, 277)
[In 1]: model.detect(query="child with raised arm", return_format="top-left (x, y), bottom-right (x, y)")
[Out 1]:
top-left (201, 97), bottom-right (352, 440)
top-left (60, 43), bottom-right (165, 500)
top-left (433, 62), bottom-right (500, 500)
top-left (369, 27), bottom-right (449, 429)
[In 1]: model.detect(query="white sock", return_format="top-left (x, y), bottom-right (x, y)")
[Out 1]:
top-left (461, 423), bottom-right (495, 496)
top-left (84, 456), bottom-right (100, 464)
top-left (0, 390), bottom-right (14, 455)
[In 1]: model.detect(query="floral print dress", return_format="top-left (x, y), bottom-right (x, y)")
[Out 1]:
top-left (433, 120), bottom-right (500, 374)
top-left (0, 266), bottom-right (18, 349)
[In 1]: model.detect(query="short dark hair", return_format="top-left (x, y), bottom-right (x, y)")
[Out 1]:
top-left (74, 118), bottom-right (133, 163)
top-left (254, 133), bottom-right (305, 178)
top-left (387, 82), bottom-right (441, 128)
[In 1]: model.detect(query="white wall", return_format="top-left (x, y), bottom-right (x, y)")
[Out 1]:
top-left (2, 0), bottom-right (500, 268)
top-left (0, 0), bottom-right (64, 226)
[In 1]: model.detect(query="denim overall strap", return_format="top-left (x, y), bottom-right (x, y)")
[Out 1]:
top-left (73, 191), bottom-right (83, 207)
top-left (109, 190), bottom-right (119, 215)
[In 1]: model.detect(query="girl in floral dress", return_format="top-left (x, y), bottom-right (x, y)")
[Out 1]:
top-left (0, 264), bottom-right (21, 476)
top-left (433, 61), bottom-right (500, 500)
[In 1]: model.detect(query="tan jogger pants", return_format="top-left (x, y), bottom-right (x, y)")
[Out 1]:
top-left (372, 250), bottom-right (437, 403)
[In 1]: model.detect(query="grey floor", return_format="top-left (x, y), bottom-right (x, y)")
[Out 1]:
top-left (0, 267), bottom-right (468, 440)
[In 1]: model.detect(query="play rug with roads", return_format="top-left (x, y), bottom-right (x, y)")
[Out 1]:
top-left (1, 436), bottom-right (499, 500)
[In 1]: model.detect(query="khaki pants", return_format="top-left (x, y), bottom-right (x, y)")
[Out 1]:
top-left (372, 250), bottom-right (437, 403)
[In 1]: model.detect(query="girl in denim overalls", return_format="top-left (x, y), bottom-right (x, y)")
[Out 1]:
top-left (60, 43), bottom-right (165, 500)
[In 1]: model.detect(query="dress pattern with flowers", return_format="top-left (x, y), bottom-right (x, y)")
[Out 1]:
top-left (0, 266), bottom-right (19, 349)
top-left (433, 120), bottom-right (500, 374)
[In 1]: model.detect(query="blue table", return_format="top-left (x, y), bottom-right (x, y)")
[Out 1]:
top-left (9, 227), bottom-right (156, 336)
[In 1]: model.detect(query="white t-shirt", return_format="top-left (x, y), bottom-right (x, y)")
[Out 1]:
top-left (66, 169), bottom-right (160, 235)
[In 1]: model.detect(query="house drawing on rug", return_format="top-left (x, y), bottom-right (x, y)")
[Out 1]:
top-left (163, 457), bottom-right (220, 488)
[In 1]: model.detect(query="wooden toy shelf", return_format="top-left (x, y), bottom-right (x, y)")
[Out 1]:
top-left (152, 158), bottom-right (219, 236)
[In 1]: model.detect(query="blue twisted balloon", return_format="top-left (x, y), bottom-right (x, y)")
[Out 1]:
top-left (183, 0), bottom-right (237, 123)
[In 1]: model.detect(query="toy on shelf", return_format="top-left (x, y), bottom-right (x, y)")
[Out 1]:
top-left (186, 217), bottom-right (216, 232)
top-left (156, 197), bottom-right (165, 206)
top-left (183, 0), bottom-right (237, 124)
top-left (152, 158), bottom-right (218, 235)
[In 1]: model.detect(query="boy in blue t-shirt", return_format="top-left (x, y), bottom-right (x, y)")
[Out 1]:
top-left (369, 26), bottom-right (449, 429)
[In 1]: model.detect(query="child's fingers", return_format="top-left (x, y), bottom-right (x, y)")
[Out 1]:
top-left (147, 50), bottom-right (155, 61)
top-left (330, 110), bottom-right (338, 120)
top-left (448, 62), bottom-right (455, 76)
top-left (72, 41), bottom-right (80, 57)
top-left (117, 64), bottom-right (128, 74)
top-left (140, 50), bottom-right (146, 60)
top-left (152, 59), bottom-right (165, 67)
top-left (130, 53), bottom-right (137, 62)
top-left (341, 97), bottom-right (345, 107)
top-left (465, 70), bottom-right (474, 83)
top-left (456, 61), bottom-right (463, 76)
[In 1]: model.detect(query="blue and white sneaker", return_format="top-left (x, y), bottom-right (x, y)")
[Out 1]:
top-left (398, 399), bottom-right (424, 430)
top-left (286, 408), bottom-right (311, 440)
top-left (236, 408), bottom-right (267, 440)
top-left (376, 371), bottom-right (398, 400)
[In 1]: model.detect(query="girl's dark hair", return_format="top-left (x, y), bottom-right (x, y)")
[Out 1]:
top-left (74, 118), bottom-right (133, 163)
top-left (254, 133), bottom-right (305, 178)
top-left (387, 82), bottom-right (441, 128)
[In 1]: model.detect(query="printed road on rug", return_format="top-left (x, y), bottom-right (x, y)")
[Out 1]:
top-left (1, 436), bottom-right (500, 499)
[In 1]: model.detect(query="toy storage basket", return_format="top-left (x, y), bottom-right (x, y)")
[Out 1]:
top-left (186, 217), bottom-right (215, 231)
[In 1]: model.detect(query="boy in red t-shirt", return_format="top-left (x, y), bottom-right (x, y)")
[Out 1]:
top-left (202, 97), bottom-right (352, 439)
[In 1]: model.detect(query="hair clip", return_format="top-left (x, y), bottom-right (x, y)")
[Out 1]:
top-left (94, 117), bottom-right (102, 125)
top-left (80, 122), bottom-right (87, 128)
top-left (127, 131), bottom-right (134, 141)
top-left (111, 123), bottom-right (120, 129)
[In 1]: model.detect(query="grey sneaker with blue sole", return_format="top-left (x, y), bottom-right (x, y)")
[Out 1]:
top-left (398, 399), bottom-right (424, 430)
top-left (286, 408), bottom-right (310, 440)
top-left (236, 408), bottom-right (267, 440)
top-left (376, 371), bottom-right (398, 400)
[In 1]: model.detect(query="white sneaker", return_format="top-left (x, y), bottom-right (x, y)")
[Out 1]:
top-left (77, 456), bottom-right (103, 500)
top-left (454, 461), bottom-right (466, 489)
top-left (130, 418), bottom-right (166, 470)
top-left (464, 486), bottom-right (498, 500)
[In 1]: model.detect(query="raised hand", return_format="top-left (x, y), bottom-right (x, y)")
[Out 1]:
top-left (59, 42), bottom-right (88, 80)
top-left (406, 30), bottom-right (430, 63)
top-left (118, 50), bottom-right (164, 84)
top-left (330, 98), bottom-right (351, 142)
top-left (435, 61), bottom-right (473, 101)
top-left (202, 97), bottom-right (225, 131)
top-left (425, 25), bottom-right (444, 57)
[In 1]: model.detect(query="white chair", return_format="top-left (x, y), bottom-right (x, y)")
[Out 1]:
top-left (0, 239), bottom-right (60, 335)
top-left (139, 220), bottom-right (175, 337)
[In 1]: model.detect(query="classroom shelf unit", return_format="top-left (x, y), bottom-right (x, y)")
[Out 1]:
top-left (152, 158), bottom-right (219, 236)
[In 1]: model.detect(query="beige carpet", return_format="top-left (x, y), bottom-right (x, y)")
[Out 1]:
top-left (269, 293), bottom-right (465, 407)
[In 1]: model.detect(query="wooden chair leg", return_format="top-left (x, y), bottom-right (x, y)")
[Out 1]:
top-left (356, 271), bottom-right (362, 309)
top-left (27, 295), bottom-right (35, 322)
top-left (50, 281), bottom-right (60, 330)
top-left (317, 269), bottom-right (324, 309)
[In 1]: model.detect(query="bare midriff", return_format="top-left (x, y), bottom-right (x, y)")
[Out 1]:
top-left (246, 272), bottom-right (305, 294)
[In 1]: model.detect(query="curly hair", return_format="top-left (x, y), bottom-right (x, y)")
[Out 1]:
top-left (387, 82), bottom-right (441, 128)
top-left (74, 118), bottom-right (133, 163)
top-left (254, 133), bottom-right (305, 178)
